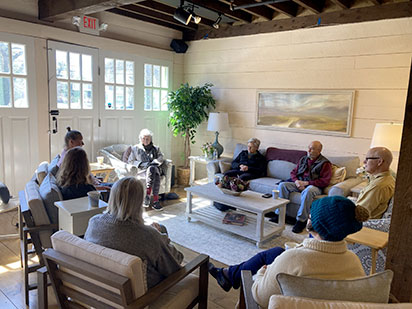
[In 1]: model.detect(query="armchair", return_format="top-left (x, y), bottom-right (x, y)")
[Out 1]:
top-left (39, 230), bottom-right (209, 309)
top-left (99, 144), bottom-right (173, 194)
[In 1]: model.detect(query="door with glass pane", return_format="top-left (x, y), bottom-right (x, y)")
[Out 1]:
top-left (0, 33), bottom-right (38, 195)
top-left (47, 41), bottom-right (98, 162)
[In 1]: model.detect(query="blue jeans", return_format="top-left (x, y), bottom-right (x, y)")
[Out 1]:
top-left (278, 182), bottom-right (322, 222)
top-left (227, 247), bottom-right (284, 289)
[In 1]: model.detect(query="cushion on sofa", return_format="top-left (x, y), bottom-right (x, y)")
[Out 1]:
top-left (36, 161), bottom-right (49, 185)
top-left (219, 161), bottom-right (232, 174)
top-left (39, 173), bottom-right (62, 225)
top-left (329, 165), bottom-right (347, 186)
top-left (48, 154), bottom-right (60, 176)
top-left (122, 145), bottom-right (132, 162)
top-left (266, 147), bottom-right (307, 164)
top-left (328, 156), bottom-right (360, 179)
top-left (267, 160), bottom-right (296, 180)
top-left (276, 270), bottom-right (393, 303)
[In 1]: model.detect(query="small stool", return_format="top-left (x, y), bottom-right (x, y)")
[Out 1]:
top-left (346, 227), bottom-right (389, 275)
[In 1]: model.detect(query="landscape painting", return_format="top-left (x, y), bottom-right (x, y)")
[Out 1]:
top-left (256, 90), bottom-right (354, 136)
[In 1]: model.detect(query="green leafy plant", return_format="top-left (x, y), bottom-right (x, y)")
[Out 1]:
top-left (168, 83), bottom-right (216, 168)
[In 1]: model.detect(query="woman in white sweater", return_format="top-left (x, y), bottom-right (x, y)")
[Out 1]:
top-left (209, 195), bottom-right (368, 308)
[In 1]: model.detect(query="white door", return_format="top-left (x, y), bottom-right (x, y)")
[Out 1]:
top-left (0, 32), bottom-right (38, 196)
top-left (47, 41), bottom-right (99, 162)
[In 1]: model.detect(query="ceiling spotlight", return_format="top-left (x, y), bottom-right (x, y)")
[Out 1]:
top-left (193, 15), bottom-right (202, 24)
top-left (174, 6), bottom-right (192, 25)
top-left (213, 15), bottom-right (222, 29)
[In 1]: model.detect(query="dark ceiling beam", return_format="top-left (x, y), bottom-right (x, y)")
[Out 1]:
top-left (369, 0), bottom-right (382, 5)
top-left (265, 2), bottom-right (299, 18)
top-left (188, 0), bottom-right (253, 23)
top-left (134, 0), bottom-right (216, 27)
top-left (192, 2), bottom-right (412, 40)
top-left (108, 7), bottom-right (194, 32)
top-left (119, 4), bottom-right (198, 29)
top-left (291, 0), bottom-right (324, 14)
top-left (38, 0), bottom-right (143, 21)
top-left (330, 0), bottom-right (352, 9)
top-left (219, 0), bottom-right (275, 21)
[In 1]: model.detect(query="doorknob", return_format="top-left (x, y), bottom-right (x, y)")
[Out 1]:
top-left (52, 116), bottom-right (58, 134)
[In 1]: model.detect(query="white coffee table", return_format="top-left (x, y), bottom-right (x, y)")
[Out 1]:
top-left (54, 196), bottom-right (108, 236)
top-left (185, 183), bottom-right (289, 247)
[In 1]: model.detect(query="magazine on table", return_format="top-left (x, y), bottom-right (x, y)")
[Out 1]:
top-left (222, 212), bottom-right (246, 226)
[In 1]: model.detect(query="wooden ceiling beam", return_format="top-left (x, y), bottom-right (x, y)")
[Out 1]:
top-left (291, 0), bottom-right (325, 14)
top-left (134, 0), bottom-right (216, 27)
top-left (189, 0), bottom-right (253, 23)
top-left (265, 2), bottom-right (299, 17)
top-left (369, 0), bottom-right (382, 5)
top-left (107, 7), bottom-right (194, 32)
top-left (220, 0), bottom-right (275, 21)
top-left (193, 2), bottom-right (412, 40)
top-left (330, 0), bottom-right (352, 9)
top-left (38, 0), bottom-right (144, 21)
top-left (119, 4), bottom-right (199, 29)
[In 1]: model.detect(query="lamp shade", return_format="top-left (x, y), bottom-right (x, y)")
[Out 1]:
top-left (207, 112), bottom-right (229, 132)
top-left (370, 123), bottom-right (403, 152)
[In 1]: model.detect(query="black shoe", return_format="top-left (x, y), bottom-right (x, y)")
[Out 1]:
top-left (269, 214), bottom-right (279, 223)
top-left (292, 220), bottom-right (307, 233)
top-left (208, 262), bottom-right (232, 292)
top-left (285, 216), bottom-right (297, 225)
top-left (152, 201), bottom-right (163, 211)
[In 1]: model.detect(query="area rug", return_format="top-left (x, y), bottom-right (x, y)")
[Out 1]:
top-left (144, 198), bottom-right (307, 266)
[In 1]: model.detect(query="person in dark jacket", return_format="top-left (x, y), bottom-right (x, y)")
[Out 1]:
top-left (224, 138), bottom-right (266, 181)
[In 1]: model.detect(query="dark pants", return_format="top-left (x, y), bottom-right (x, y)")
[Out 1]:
top-left (224, 170), bottom-right (259, 181)
top-left (227, 247), bottom-right (285, 289)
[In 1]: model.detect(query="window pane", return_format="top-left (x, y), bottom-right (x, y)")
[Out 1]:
top-left (126, 86), bottom-right (134, 110)
top-left (105, 85), bottom-right (114, 109)
top-left (83, 83), bottom-right (93, 109)
top-left (105, 58), bottom-right (114, 83)
top-left (13, 77), bottom-right (28, 108)
top-left (153, 89), bottom-right (160, 111)
top-left (161, 90), bottom-right (168, 111)
top-left (57, 81), bottom-right (69, 109)
top-left (82, 54), bottom-right (92, 81)
top-left (0, 42), bottom-right (10, 74)
top-left (69, 53), bottom-right (80, 80)
top-left (115, 60), bottom-right (124, 84)
top-left (115, 86), bottom-right (124, 110)
top-left (70, 82), bottom-right (81, 109)
top-left (144, 64), bottom-right (152, 87)
top-left (153, 65), bottom-right (160, 88)
top-left (56, 50), bottom-right (68, 79)
top-left (144, 88), bottom-right (152, 111)
top-left (126, 61), bottom-right (134, 85)
top-left (11, 44), bottom-right (26, 75)
top-left (0, 76), bottom-right (11, 107)
top-left (161, 66), bottom-right (168, 89)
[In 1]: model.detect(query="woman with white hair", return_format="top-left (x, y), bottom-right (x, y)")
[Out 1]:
top-left (224, 137), bottom-right (266, 181)
top-left (128, 128), bottom-right (165, 211)
top-left (84, 177), bottom-right (183, 289)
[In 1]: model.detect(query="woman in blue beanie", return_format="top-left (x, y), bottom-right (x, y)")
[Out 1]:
top-left (208, 196), bottom-right (369, 308)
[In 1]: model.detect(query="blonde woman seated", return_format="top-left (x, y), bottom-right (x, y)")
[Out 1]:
top-left (84, 177), bottom-right (184, 288)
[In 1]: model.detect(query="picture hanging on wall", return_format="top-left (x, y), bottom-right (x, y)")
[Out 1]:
top-left (256, 90), bottom-right (355, 137)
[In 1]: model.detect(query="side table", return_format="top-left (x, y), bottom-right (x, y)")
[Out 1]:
top-left (0, 196), bottom-right (20, 240)
top-left (90, 162), bottom-right (115, 182)
top-left (346, 227), bottom-right (389, 275)
top-left (188, 155), bottom-right (230, 186)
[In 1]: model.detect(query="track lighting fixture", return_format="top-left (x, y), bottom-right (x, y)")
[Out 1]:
top-left (174, 1), bottom-right (202, 25)
top-left (213, 14), bottom-right (222, 29)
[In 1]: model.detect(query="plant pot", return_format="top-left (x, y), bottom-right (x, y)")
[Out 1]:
top-left (177, 166), bottom-right (190, 186)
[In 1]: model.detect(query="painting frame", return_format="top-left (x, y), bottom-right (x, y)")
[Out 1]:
top-left (256, 90), bottom-right (355, 137)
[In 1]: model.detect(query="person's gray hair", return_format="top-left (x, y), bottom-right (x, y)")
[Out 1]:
top-left (247, 138), bottom-right (261, 149)
top-left (107, 177), bottom-right (144, 224)
top-left (139, 128), bottom-right (153, 142)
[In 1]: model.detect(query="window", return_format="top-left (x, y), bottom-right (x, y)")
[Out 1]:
top-left (0, 41), bottom-right (28, 108)
top-left (55, 50), bottom-right (93, 109)
top-left (144, 63), bottom-right (169, 111)
top-left (104, 57), bottom-right (134, 110)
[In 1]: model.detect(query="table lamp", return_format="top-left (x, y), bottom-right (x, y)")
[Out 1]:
top-left (207, 112), bottom-right (229, 158)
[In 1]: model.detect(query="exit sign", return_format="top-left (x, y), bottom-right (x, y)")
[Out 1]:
top-left (78, 15), bottom-right (100, 35)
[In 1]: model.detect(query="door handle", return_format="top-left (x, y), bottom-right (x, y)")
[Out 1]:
top-left (52, 116), bottom-right (58, 134)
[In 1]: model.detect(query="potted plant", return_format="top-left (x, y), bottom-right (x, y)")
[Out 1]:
top-left (168, 83), bottom-right (216, 185)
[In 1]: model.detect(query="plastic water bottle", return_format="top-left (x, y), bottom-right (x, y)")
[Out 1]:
top-left (213, 149), bottom-right (218, 160)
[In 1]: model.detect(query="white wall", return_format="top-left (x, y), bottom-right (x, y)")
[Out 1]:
top-left (185, 17), bottom-right (412, 171)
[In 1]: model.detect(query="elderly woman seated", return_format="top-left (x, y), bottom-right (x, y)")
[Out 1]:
top-left (224, 137), bottom-right (266, 181)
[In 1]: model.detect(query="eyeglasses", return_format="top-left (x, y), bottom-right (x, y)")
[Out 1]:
top-left (365, 157), bottom-right (380, 161)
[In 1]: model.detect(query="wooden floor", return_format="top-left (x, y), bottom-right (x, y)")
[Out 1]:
top-left (0, 186), bottom-right (239, 308)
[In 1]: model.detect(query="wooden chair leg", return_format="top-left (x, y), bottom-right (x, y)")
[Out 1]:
top-left (37, 267), bottom-right (48, 309)
top-left (22, 229), bottom-right (30, 306)
top-left (198, 257), bottom-right (209, 309)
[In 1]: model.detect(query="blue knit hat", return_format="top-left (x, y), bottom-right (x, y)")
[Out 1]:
top-left (310, 196), bottom-right (363, 241)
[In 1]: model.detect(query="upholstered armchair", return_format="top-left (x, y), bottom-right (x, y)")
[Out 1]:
top-left (99, 144), bottom-right (173, 194)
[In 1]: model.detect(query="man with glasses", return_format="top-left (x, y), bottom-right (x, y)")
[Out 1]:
top-left (356, 147), bottom-right (395, 219)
